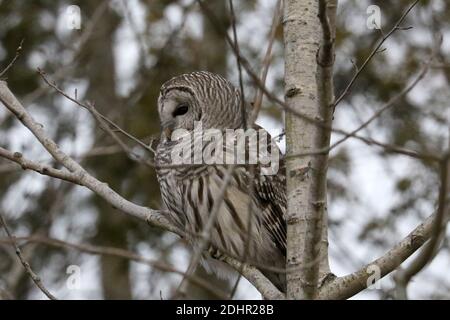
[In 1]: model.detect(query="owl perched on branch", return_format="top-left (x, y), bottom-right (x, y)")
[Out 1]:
top-left (155, 71), bottom-right (287, 292)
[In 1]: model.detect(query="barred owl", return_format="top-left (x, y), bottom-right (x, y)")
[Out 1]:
top-left (155, 71), bottom-right (286, 292)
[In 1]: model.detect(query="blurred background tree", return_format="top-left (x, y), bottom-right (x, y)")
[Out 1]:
top-left (0, 0), bottom-right (449, 299)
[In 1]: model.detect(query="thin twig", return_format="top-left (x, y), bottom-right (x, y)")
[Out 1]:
top-left (394, 138), bottom-right (450, 298)
top-left (0, 80), bottom-right (177, 233)
top-left (21, 1), bottom-right (108, 107)
top-left (198, 0), bottom-right (431, 163)
top-left (0, 80), bottom-right (283, 298)
top-left (0, 39), bottom-right (24, 78)
top-left (249, 0), bottom-right (282, 124)
top-left (0, 212), bottom-right (57, 300)
top-left (228, 0), bottom-right (247, 130)
top-left (227, 0), bottom-right (248, 298)
top-left (37, 68), bottom-right (154, 157)
top-left (0, 147), bottom-right (81, 184)
top-left (0, 235), bottom-right (229, 299)
top-left (317, 212), bottom-right (438, 299)
top-left (288, 45), bottom-right (437, 161)
top-left (38, 68), bottom-right (154, 166)
top-left (229, 0), bottom-right (283, 299)
top-left (125, 1), bottom-right (195, 107)
top-left (331, 0), bottom-right (420, 111)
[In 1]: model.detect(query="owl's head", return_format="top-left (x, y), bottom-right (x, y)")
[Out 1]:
top-left (157, 71), bottom-right (244, 140)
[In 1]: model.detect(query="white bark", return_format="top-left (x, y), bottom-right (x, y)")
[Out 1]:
top-left (283, 0), bottom-right (336, 299)
top-left (317, 213), bottom-right (437, 299)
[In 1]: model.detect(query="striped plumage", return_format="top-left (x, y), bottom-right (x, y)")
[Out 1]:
top-left (155, 71), bottom-right (286, 292)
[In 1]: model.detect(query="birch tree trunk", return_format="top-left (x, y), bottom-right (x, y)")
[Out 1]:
top-left (284, 0), bottom-right (337, 299)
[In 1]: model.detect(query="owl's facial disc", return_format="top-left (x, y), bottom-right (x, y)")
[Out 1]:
top-left (159, 89), bottom-right (197, 141)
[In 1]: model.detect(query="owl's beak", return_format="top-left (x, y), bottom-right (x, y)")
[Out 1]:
top-left (161, 118), bottom-right (175, 141)
top-left (164, 127), bottom-right (173, 141)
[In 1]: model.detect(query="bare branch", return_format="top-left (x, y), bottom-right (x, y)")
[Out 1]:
top-left (314, 0), bottom-right (338, 279)
top-left (0, 235), bottom-right (229, 299)
top-left (0, 147), bottom-right (81, 184)
top-left (0, 80), bottom-right (177, 234)
top-left (228, 0), bottom-right (247, 130)
top-left (222, 255), bottom-right (284, 300)
top-left (394, 149), bottom-right (450, 298)
top-left (228, 0), bottom-right (283, 299)
top-left (199, 0), bottom-right (433, 164)
top-left (317, 213), bottom-right (437, 299)
top-left (37, 69), bottom-right (155, 158)
top-left (227, 0), bottom-right (249, 298)
top-left (288, 44), bottom-right (437, 161)
top-left (0, 80), bottom-right (278, 298)
top-left (0, 39), bottom-right (24, 78)
top-left (0, 212), bottom-right (57, 300)
top-left (21, 1), bottom-right (108, 107)
top-left (332, 0), bottom-right (420, 110)
top-left (249, 0), bottom-right (282, 124)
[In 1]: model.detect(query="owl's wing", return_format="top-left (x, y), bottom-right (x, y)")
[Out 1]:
top-left (253, 158), bottom-right (287, 256)
top-left (246, 124), bottom-right (287, 256)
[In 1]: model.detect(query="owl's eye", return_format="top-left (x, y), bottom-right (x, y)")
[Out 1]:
top-left (172, 103), bottom-right (189, 117)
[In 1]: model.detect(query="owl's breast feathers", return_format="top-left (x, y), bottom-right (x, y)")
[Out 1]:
top-left (155, 128), bottom-right (287, 292)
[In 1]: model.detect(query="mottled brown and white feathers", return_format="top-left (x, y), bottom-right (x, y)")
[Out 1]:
top-left (155, 71), bottom-right (286, 292)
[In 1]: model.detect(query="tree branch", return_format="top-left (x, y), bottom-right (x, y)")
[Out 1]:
top-left (199, 0), bottom-right (435, 165)
top-left (0, 80), bottom-right (178, 234)
top-left (0, 39), bottom-right (24, 78)
top-left (222, 255), bottom-right (285, 300)
top-left (0, 147), bottom-right (81, 184)
top-left (394, 150), bottom-right (450, 298)
top-left (315, 0), bottom-right (338, 278)
top-left (0, 212), bottom-right (57, 300)
top-left (0, 235), bottom-right (230, 299)
top-left (317, 213), bottom-right (437, 299)
top-left (332, 0), bottom-right (420, 110)
top-left (0, 80), bottom-right (280, 298)
top-left (37, 69), bottom-right (155, 159)
top-left (287, 42), bottom-right (438, 161)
